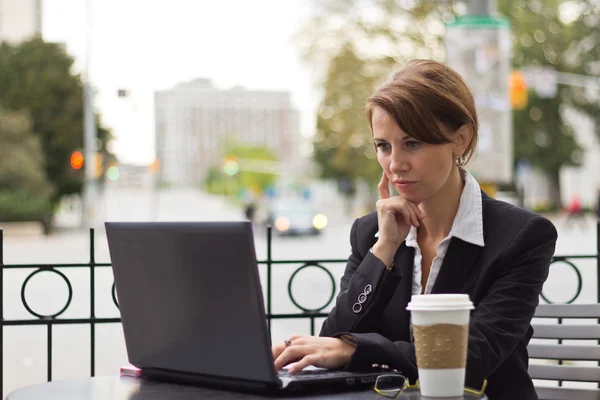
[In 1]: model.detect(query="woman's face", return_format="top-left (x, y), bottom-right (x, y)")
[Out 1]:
top-left (371, 107), bottom-right (460, 204)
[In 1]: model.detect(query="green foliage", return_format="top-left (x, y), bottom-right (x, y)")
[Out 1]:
top-left (497, 0), bottom-right (597, 206)
top-left (203, 165), bottom-right (228, 195)
top-left (300, 0), bottom-right (600, 208)
top-left (294, 0), bottom-right (456, 71)
top-left (203, 139), bottom-right (278, 197)
top-left (313, 43), bottom-right (382, 186)
top-left (503, 0), bottom-right (600, 138)
top-left (296, 1), bottom-right (458, 193)
top-left (227, 144), bottom-right (278, 195)
top-left (0, 108), bottom-right (54, 222)
top-left (0, 38), bottom-right (114, 205)
top-left (513, 97), bottom-right (581, 173)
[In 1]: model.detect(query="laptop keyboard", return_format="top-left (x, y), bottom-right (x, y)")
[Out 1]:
top-left (278, 368), bottom-right (354, 381)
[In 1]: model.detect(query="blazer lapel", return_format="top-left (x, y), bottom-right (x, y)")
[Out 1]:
top-left (431, 238), bottom-right (483, 294)
top-left (390, 243), bottom-right (415, 339)
top-left (394, 243), bottom-right (415, 298)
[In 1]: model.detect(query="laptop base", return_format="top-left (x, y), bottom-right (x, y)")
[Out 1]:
top-left (142, 367), bottom-right (277, 394)
top-left (141, 367), bottom-right (394, 395)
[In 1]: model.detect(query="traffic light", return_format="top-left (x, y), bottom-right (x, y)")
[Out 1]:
top-left (223, 156), bottom-right (239, 176)
top-left (149, 160), bottom-right (160, 173)
top-left (107, 164), bottom-right (120, 181)
top-left (509, 71), bottom-right (528, 110)
top-left (70, 151), bottom-right (84, 170)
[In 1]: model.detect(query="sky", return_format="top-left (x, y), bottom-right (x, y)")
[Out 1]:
top-left (42, 0), bottom-right (318, 165)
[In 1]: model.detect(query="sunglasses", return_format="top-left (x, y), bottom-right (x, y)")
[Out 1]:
top-left (373, 374), bottom-right (488, 398)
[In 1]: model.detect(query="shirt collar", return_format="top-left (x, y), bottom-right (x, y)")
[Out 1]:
top-left (450, 171), bottom-right (485, 247)
top-left (377, 171), bottom-right (485, 247)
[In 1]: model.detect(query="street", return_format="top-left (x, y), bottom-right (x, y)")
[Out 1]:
top-left (1, 187), bottom-right (598, 398)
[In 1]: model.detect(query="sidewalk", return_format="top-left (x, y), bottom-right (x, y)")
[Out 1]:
top-left (0, 221), bottom-right (45, 236)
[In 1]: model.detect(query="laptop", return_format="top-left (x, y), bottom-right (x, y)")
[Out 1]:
top-left (105, 221), bottom-right (402, 393)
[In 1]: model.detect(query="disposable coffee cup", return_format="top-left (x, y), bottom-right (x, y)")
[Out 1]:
top-left (406, 294), bottom-right (474, 397)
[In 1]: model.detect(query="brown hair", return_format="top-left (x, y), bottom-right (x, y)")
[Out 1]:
top-left (366, 59), bottom-right (478, 163)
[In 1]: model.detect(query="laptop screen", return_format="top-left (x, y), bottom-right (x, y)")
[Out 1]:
top-left (106, 221), bottom-right (278, 384)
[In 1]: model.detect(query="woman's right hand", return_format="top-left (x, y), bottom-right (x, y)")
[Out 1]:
top-left (373, 171), bottom-right (424, 268)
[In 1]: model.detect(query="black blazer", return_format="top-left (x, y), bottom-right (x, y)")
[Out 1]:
top-left (320, 192), bottom-right (557, 400)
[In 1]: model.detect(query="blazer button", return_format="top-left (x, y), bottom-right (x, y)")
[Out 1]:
top-left (352, 302), bottom-right (362, 314)
top-left (364, 284), bottom-right (372, 295)
top-left (358, 293), bottom-right (367, 304)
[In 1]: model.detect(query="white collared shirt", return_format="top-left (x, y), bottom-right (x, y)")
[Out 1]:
top-left (405, 171), bottom-right (485, 295)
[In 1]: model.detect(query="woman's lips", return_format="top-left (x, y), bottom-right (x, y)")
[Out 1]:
top-left (393, 181), bottom-right (417, 190)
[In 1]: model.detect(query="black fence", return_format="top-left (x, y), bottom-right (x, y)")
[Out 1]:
top-left (1, 222), bottom-right (599, 395)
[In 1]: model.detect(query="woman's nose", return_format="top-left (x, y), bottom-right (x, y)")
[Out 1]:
top-left (389, 153), bottom-right (409, 174)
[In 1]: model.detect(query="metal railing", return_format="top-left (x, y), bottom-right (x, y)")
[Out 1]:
top-left (1, 221), bottom-right (599, 395)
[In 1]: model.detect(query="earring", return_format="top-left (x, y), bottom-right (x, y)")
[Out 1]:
top-left (456, 155), bottom-right (466, 167)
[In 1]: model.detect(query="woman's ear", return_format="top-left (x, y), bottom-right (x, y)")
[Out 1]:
top-left (454, 124), bottom-right (473, 156)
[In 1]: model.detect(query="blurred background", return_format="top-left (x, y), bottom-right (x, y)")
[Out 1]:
top-left (1, 0), bottom-right (600, 396)
top-left (1, 0), bottom-right (600, 234)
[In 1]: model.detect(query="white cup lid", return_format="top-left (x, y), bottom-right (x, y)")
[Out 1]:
top-left (406, 294), bottom-right (474, 311)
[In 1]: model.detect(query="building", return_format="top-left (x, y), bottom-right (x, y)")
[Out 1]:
top-left (154, 78), bottom-right (300, 186)
top-left (0, 0), bottom-right (42, 43)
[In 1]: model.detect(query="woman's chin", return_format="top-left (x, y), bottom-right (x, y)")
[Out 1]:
top-left (394, 191), bottom-right (422, 204)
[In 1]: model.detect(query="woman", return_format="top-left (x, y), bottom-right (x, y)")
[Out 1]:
top-left (272, 60), bottom-right (557, 400)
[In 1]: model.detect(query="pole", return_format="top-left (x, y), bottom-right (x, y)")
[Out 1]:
top-left (446, 0), bottom-right (512, 188)
top-left (83, 0), bottom-right (97, 228)
top-left (467, 0), bottom-right (496, 16)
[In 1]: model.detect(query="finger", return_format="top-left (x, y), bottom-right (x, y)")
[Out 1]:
top-left (275, 355), bottom-right (303, 372)
top-left (289, 333), bottom-right (305, 342)
top-left (396, 206), bottom-right (413, 227)
top-left (416, 206), bottom-right (425, 220)
top-left (274, 348), bottom-right (302, 371)
top-left (384, 198), bottom-right (416, 227)
top-left (378, 171), bottom-right (391, 199)
top-left (408, 202), bottom-right (425, 220)
top-left (272, 342), bottom-right (287, 360)
top-left (288, 354), bottom-right (321, 374)
top-left (393, 201), bottom-right (417, 227)
top-left (400, 200), bottom-right (422, 225)
top-left (406, 203), bottom-right (420, 227)
top-left (409, 209), bottom-right (419, 227)
top-left (274, 345), bottom-right (312, 371)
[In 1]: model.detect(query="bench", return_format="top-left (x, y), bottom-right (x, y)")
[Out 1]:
top-left (528, 303), bottom-right (600, 400)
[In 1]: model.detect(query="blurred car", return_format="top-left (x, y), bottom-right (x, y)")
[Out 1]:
top-left (265, 201), bottom-right (328, 236)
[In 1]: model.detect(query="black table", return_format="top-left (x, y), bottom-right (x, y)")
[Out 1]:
top-left (6, 376), bottom-right (488, 400)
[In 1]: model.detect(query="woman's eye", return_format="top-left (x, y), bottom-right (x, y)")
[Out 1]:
top-left (375, 143), bottom-right (391, 151)
top-left (406, 140), bottom-right (421, 150)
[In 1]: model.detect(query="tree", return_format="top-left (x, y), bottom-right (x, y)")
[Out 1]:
top-left (299, 1), bottom-right (600, 208)
top-left (0, 38), bottom-right (114, 207)
top-left (295, 1), bottom-right (458, 202)
top-left (226, 143), bottom-right (278, 196)
top-left (203, 138), bottom-right (279, 198)
top-left (0, 108), bottom-right (54, 231)
top-left (295, 0), bottom-right (457, 80)
top-left (312, 43), bottom-right (381, 191)
top-left (498, 0), bottom-right (597, 207)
